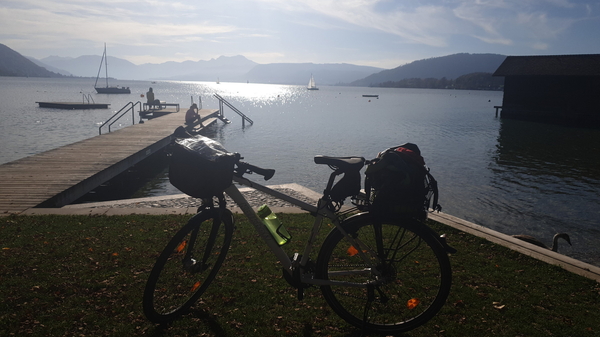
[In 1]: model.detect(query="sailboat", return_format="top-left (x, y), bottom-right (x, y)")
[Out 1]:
top-left (94, 44), bottom-right (130, 94)
top-left (307, 74), bottom-right (318, 90)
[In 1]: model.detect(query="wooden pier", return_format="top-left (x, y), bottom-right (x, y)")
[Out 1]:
top-left (0, 108), bottom-right (220, 214)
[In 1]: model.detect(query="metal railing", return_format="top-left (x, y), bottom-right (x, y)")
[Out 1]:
top-left (99, 101), bottom-right (142, 135)
top-left (191, 96), bottom-right (202, 109)
top-left (214, 93), bottom-right (254, 127)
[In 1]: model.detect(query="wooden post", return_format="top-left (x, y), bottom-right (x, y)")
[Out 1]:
top-left (494, 106), bottom-right (502, 117)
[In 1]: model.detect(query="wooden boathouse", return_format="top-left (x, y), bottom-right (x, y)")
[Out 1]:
top-left (493, 54), bottom-right (600, 126)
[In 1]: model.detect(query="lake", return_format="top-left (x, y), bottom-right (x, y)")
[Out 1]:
top-left (1, 76), bottom-right (599, 267)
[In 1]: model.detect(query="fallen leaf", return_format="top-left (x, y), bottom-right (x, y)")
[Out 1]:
top-left (347, 246), bottom-right (359, 256)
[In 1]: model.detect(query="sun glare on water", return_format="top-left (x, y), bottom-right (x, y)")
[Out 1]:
top-left (181, 80), bottom-right (303, 106)
top-left (215, 82), bottom-right (299, 101)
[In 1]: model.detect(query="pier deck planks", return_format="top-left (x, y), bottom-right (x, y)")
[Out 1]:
top-left (0, 109), bottom-right (219, 214)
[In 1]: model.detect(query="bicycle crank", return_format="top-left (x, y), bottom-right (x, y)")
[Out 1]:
top-left (282, 253), bottom-right (314, 300)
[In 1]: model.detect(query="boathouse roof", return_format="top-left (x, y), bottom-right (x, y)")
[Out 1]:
top-left (493, 54), bottom-right (600, 77)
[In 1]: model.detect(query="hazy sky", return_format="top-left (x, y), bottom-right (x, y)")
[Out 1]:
top-left (1, 0), bottom-right (599, 69)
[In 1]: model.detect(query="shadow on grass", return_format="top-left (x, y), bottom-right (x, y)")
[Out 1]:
top-left (145, 308), bottom-right (228, 337)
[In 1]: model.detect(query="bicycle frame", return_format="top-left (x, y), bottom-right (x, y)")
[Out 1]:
top-left (226, 175), bottom-right (381, 288)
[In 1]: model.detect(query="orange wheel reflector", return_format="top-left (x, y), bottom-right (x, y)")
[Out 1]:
top-left (191, 281), bottom-right (201, 292)
top-left (176, 241), bottom-right (187, 253)
top-left (347, 245), bottom-right (359, 256)
top-left (407, 298), bottom-right (420, 309)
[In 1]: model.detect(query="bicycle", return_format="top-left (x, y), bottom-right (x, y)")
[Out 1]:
top-left (143, 134), bottom-right (455, 334)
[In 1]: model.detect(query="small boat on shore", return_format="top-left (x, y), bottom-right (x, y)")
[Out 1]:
top-left (94, 43), bottom-right (130, 94)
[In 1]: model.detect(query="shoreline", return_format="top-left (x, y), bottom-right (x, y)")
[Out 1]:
top-left (19, 182), bottom-right (600, 283)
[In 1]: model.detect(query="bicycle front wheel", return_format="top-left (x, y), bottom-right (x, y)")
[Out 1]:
top-left (316, 214), bottom-right (451, 334)
top-left (143, 210), bottom-right (233, 323)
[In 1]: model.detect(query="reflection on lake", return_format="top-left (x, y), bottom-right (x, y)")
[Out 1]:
top-left (490, 119), bottom-right (600, 264)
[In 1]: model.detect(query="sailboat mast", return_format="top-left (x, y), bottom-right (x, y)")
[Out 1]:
top-left (104, 44), bottom-right (109, 88)
top-left (94, 44), bottom-right (107, 88)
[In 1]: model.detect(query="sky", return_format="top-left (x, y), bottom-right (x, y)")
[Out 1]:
top-left (1, 0), bottom-right (599, 69)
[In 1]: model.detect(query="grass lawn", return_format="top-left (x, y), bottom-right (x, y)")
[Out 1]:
top-left (1, 214), bottom-right (599, 336)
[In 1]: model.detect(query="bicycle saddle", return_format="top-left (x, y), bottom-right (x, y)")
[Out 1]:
top-left (314, 155), bottom-right (365, 171)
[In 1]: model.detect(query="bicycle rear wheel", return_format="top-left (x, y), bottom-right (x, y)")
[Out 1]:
top-left (316, 213), bottom-right (451, 334)
top-left (143, 209), bottom-right (233, 323)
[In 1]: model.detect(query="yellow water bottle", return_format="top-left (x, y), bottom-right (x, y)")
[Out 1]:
top-left (257, 204), bottom-right (291, 246)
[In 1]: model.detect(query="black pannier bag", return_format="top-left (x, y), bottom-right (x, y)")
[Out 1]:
top-left (365, 143), bottom-right (440, 220)
top-left (168, 134), bottom-right (239, 198)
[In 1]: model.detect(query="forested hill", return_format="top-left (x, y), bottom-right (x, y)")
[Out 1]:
top-left (350, 53), bottom-right (506, 87)
top-left (379, 72), bottom-right (504, 90)
top-left (0, 43), bottom-right (62, 77)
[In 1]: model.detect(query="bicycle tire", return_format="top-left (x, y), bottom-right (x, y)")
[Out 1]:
top-left (143, 209), bottom-right (233, 323)
top-left (315, 213), bottom-right (451, 334)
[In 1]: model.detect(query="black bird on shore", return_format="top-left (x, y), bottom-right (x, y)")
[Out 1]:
top-left (512, 233), bottom-right (572, 252)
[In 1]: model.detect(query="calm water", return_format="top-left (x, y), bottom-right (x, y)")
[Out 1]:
top-left (1, 76), bottom-right (599, 266)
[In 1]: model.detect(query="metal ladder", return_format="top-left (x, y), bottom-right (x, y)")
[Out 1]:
top-left (99, 101), bottom-right (142, 134)
top-left (83, 93), bottom-right (95, 104)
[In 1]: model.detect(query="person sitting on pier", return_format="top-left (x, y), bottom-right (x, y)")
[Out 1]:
top-left (146, 87), bottom-right (161, 109)
top-left (185, 103), bottom-right (203, 131)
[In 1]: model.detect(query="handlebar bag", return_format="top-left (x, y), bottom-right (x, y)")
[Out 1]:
top-left (169, 135), bottom-right (238, 198)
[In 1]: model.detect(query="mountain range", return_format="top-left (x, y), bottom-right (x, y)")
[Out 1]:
top-left (0, 43), bottom-right (507, 86)
top-left (350, 53), bottom-right (507, 86)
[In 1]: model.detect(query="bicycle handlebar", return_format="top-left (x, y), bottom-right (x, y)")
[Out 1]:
top-left (235, 161), bottom-right (276, 181)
